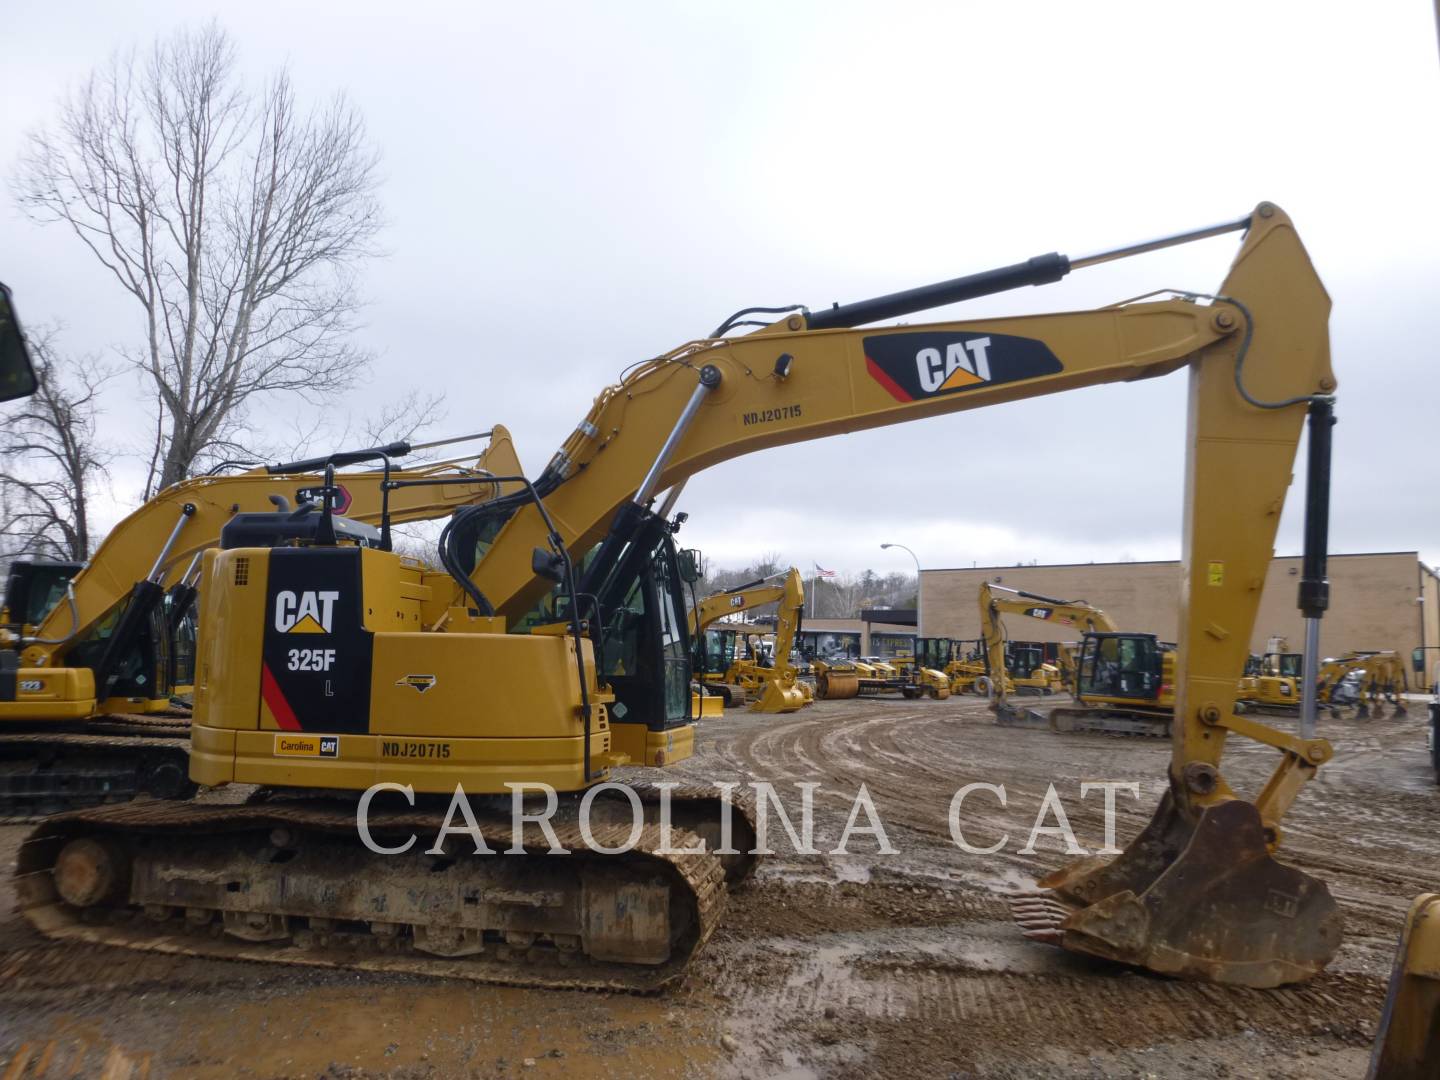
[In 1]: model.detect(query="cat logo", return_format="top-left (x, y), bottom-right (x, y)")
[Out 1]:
top-left (729, 596), bottom-right (747, 608)
top-left (1024, 607), bottom-right (1054, 620)
top-left (273, 734), bottom-right (340, 758)
top-left (396, 674), bottom-right (437, 694)
top-left (274, 590), bottom-right (339, 634)
top-left (864, 331), bottom-right (1063, 403)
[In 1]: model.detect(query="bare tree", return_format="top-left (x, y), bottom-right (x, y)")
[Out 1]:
top-left (13, 23), bottom-right (383, 496)
top-left (0, 330), bottom-right (116, 565)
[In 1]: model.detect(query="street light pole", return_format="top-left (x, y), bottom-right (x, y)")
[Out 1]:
top-left (881, 542), bottom-right (923, 639)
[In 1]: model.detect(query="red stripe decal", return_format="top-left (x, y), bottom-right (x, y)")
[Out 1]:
top-left (261, 663), bottom-right (302, 731)
top-left (865, 355), bottom-right (912, 403)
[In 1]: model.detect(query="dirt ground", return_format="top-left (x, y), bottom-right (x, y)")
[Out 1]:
top-left (2, 695), bottom-right (1436, 1078)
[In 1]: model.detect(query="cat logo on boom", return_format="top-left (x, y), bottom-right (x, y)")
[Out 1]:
top-left (274, 590), bottom-right (339, 634)
top-left (863, 330), bottom-right (1063, 403)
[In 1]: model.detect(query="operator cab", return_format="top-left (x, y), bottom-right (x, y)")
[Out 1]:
top-left (1262, 651), bottom-right (1304, 680)
top-left (2, 559), bottom-right (83, 629)
top-left (916, 636), bottom-right (955, 669)
top-left (1076, 632), bottom-right (1166, 700)
top-left (576, 508), bottom-right (696, 735)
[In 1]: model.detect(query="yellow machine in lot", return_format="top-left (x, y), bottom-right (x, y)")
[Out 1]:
top-left (688, 568), bottom-right (810, 712)
top-left (0, 434), bottom-right (505, 814)
top-left (979, 584), bottom-right (1178, 736)
top-left (1317, 651), bottom-right (1409, 718)
top-left (811, 654), bottom-right (950, 700)
top-left (915, 637), bottom-right (987, 693)
top-left (18, 202), bottom-right (1345, 992)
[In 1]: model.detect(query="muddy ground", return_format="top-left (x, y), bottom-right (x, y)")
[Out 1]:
top-left (2, 695), bottom-right (1436, 1078)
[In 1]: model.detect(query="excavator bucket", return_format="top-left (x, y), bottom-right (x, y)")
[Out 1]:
top-left (1010, 790), bottom-right (1342, 988)
top-left (750, 679), bottom-right (805, 714)
top-left (1367, 894), bottom-right (1440, 1079)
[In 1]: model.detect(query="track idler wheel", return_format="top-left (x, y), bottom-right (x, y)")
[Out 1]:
top-left (816, 673), bottom-right (859, 700)
top-left (1011, 788), bottom-right (1341, 988)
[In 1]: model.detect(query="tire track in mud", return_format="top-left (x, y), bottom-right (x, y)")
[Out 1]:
top-left (699, 927), bottom-right (1385, 1069)
top-left (668, 694), bottom-right (1434, 1067)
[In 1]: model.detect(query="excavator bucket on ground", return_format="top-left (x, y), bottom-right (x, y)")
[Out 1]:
top-left (750, 678), bottom-right (806, 714)
top-left (1009, 790), bottom-right (1342, 988)
top-left (1367, 893), bottom-right (1440, 1079)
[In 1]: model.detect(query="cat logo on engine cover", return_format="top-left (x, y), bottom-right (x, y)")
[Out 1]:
top-left (396, 674), bottom-right (437, 693)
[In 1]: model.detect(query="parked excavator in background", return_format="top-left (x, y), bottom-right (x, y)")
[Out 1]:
top-left (688, 568), bottom-right (810, 712)
top-left (0, 432), bottom-right (508, 815)
top-left (1237, 636), bottom-right (1303, 713)
top-left (16, 202), bottom-right (1343, 994)
top-left (1316, 651), bottom-right (1409, 718)
top-left (978, 584), bottom-right (1176, 737)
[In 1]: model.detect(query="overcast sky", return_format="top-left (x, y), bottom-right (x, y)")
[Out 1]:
top-left (4, 2), bottom-right (1438, 576)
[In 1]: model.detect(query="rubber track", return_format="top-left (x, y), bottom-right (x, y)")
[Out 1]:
top-left (0, 729), bottom-right (193, 822)
top-left (15, 796), bottom-right (731, 993)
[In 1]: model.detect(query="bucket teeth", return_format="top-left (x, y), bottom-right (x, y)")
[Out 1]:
top-left (1012, 791), bottom-right (1342, 989)
top-left (1005, 888), bottom-right (1075, 940)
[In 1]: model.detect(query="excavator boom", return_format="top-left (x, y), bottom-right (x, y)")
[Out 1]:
top-left (16, 202), bottom-right (1342, 992)
top-left (689, 569), bottom-right (809, 711)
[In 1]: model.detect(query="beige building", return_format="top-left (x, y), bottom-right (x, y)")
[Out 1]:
top-left (921, 552), bottom-right (1440, 689)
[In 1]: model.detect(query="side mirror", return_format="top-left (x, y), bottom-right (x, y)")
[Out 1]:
top-left (677, 548), bottom-right (702, 584)
top-left (531, 547), bottom-right (566, 584)
top-left (0, 283), bottom-right (38, 403)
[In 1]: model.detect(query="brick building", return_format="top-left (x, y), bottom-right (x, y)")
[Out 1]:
top-left (921, 552), bottom-right (1439, 689)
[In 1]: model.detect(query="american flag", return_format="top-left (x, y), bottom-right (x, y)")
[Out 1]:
top-left (813, 563), bottom-right (837, 579)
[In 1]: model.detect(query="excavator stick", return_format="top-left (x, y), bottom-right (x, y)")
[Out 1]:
top-left (1367, 894), bottom-right (1440, 1079)
top-left (1010, 789), bottom-right (1341, 987)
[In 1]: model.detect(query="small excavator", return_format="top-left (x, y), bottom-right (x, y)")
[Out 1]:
top-left (0, 433), bottom-right (507, 815)
top-left (1316, 651), bottom-right (1409, 718)
top-left (688, 568), bottom-right (810, 712)
top-left (17, 202), bottom-right (1344, 992)
top-left (977, 583), bottom-right (1079, 697)
top-left (1236, 636), bottom-right (1303, 713)
top-left (980, 584), bottom-right (1177, 737)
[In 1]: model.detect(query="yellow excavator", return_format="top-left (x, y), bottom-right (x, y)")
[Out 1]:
top-left (980, 584), bottom-right (1179, 737)
top-left (1316, 651), bottom-right (1409, 718)
top-left (979, 583), bottom-right (1093, 697)
top-left (18, 202), bottom-right (1342, 992)
top-left (688, 568), bottom-right (810, 712)
top-left (1237, 636), bottom-right (1302, 713)
top-left (0, 434), bottom-right (506, 814)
